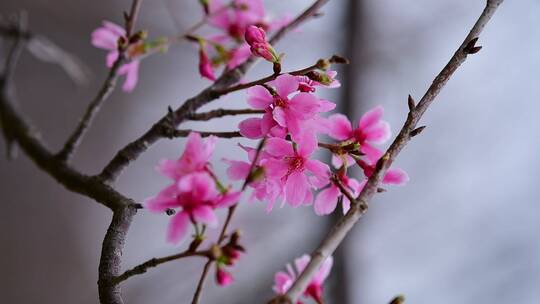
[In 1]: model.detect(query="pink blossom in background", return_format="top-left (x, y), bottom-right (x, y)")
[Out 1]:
top-left (145, 172), bottom-right (240, 243)
top-left (198, 45), bottom-right (216, 80)
top-left (273, 254), bottom-right (333, 304)
top-left (239, 74), bottom-right (334, 141)
top-left (263, 134), bottom-right (329, 208)
top-left (156, 132), bottom-right (216, 182)
top-left (91, 20), bottom-right (142, 92)
top-left (314, 171), bottom-right (365, 216)
top-left (328, 106), bottom-right (391, 166)
top-left (208, 0), bottom-right (266, 41)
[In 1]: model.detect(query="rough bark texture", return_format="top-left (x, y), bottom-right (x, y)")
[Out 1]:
top-left (98, 206), bottom-right (138, 304)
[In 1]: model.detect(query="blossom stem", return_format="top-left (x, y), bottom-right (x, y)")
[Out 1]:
top-left (214, 55), bottom-right (346, 96)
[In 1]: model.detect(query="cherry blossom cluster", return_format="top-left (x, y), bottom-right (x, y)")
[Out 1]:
top-left (195, 0), bottom-right (289, 80)
top-left (90, 0), bottom-right (408, 301)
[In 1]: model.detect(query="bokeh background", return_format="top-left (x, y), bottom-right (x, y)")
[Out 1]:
top-left (1, 0), bottom-right (539, 303)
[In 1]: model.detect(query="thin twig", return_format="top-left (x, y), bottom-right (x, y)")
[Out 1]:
top-left (173, 130), bottom-right (241, 138)
top-left (56, 0), bottom-right (144, 162)
top-left (98, 0), bottom-right (331, 184)
top-left (114, 249), bottom-right (211, 284)
top-left (191, 137), bottom-right (266, 304)
top-left (215, 55), bottom-right (346, 96)
top-left (273, 1), bottom-right (505, 302)
top-left (186, 108), bottom-right (264, 121)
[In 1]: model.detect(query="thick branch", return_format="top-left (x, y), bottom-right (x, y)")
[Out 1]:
top-left (98, 206), bottom-right (138, 304)
top-left (275, 0), bottom-right (505, 302)
top-left (99, 0), bottom-right (331, 184)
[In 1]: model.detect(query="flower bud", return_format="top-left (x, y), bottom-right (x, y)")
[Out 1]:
top-left (198, 46), bottom-right (216, 81)
top-left (244, 25), bottom-right (279, 63)
top-left (216, 267), bottom-right (234, 287)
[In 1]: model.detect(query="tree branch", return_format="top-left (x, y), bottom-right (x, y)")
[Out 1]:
top-left (273, 1), bottom-right (505, 302)
top-left (186, 108), bottom-right (264, 121)
top-left (98, 206), bottom-right (138, 304)
top-left (98, 0), bottom-right (331, 184)
top-left (56, 0), bottom-right (144, 162)
top-left (173, 130), bottom-right (242, 138)
top-left (114, 249), bottom-right (211, 284)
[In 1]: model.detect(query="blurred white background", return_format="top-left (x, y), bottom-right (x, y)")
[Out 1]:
top-left (0, 1), bottom-right (539, 303)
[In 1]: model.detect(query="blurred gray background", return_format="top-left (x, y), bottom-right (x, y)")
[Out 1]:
top-left (1, 0), bottom-right (539, 303)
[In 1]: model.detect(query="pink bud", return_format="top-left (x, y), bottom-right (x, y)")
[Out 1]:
top-left (244, 25), bottom-right (278, 63)
top-left (216, 267), bottom-right (234, 286)
top-left (198, 48), bottom-right (216, 81)
top-left (245, 25), bottom-right (267, 45)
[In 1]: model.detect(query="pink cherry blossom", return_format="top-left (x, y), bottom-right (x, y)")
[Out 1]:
top-left (145, 172), bottom-right (240, 243)
top-left (297, 71), bottom-right (341, 93)
top-left (208, 0), bottom-right (266, 41)
top-left (314, 172), bottom-right (365, 216)
top-left (245, 25), bottom-right (278, 62)
top-left (328, 106), bottom-right (391, 166)
top-left (225, 144), bottom-right (282, 211)
top-left (156, 132), bottom-right (216, 181)
top-left (91, 20), bottom-right (141, 92)
top-left (199, 45), bottom-right (216, 81)
top-left (273, 254), bottom-right (333, 304)
top-left (239, 74), bottom-right (334, 141)
top-left (263, 134), bottom-right (329, 208)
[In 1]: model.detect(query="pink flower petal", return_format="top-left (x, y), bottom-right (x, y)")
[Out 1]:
top-left (118, 60), bottom-right (140, 92)
top-left (305, 159), bottom-right (330, 187)
top-left (263, 158), bottom-right (289, 179)
top-left (177, 172), bottom-right (218, 201)
top-left (314, 186), bottom-right (340, 215)
top-left (272, 106), bottom-right (287, 127)
top-left (285, 172), bottom-right (308, 207)
top-left (364, 121), bottom-right (391, 144)
top-left (383, 168), bottom-right (409, 185)
top-left (247, 86), bottom-right (273, 109)
top-left (360, 143), bottom-right (384, 164)
top-left (297, 132), bottom-right (317, 157)
top-left (166, 212), bottom-right (190, 243)
top-left (359, 106), bottom-right (384, 130)
top-left (239, 118), bottom-right (263, 139)
top-left (216, 191), bottom-right (241, 208)
top-left (226, 160), bottom-right (251, 180)
top-left (106, 51), bottom-right (119, 67)
top-left (192, 205), bottom-right (219, 227)
top-left (288, 92), bottom-right (320, 119)
top-left (274, 74), bottom-right (299, 97)
top-left (328, 114), bottom-right (353, 140)
top-left (265, 138), bottom-right (294, 157)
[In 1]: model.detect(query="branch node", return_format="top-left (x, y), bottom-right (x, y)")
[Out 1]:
top-left (464, 37), bottom-right (482, 54)
top-left (410, 125), bottom-right (426, 137)
top-left (407, 94), bottom-right (416, 111)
